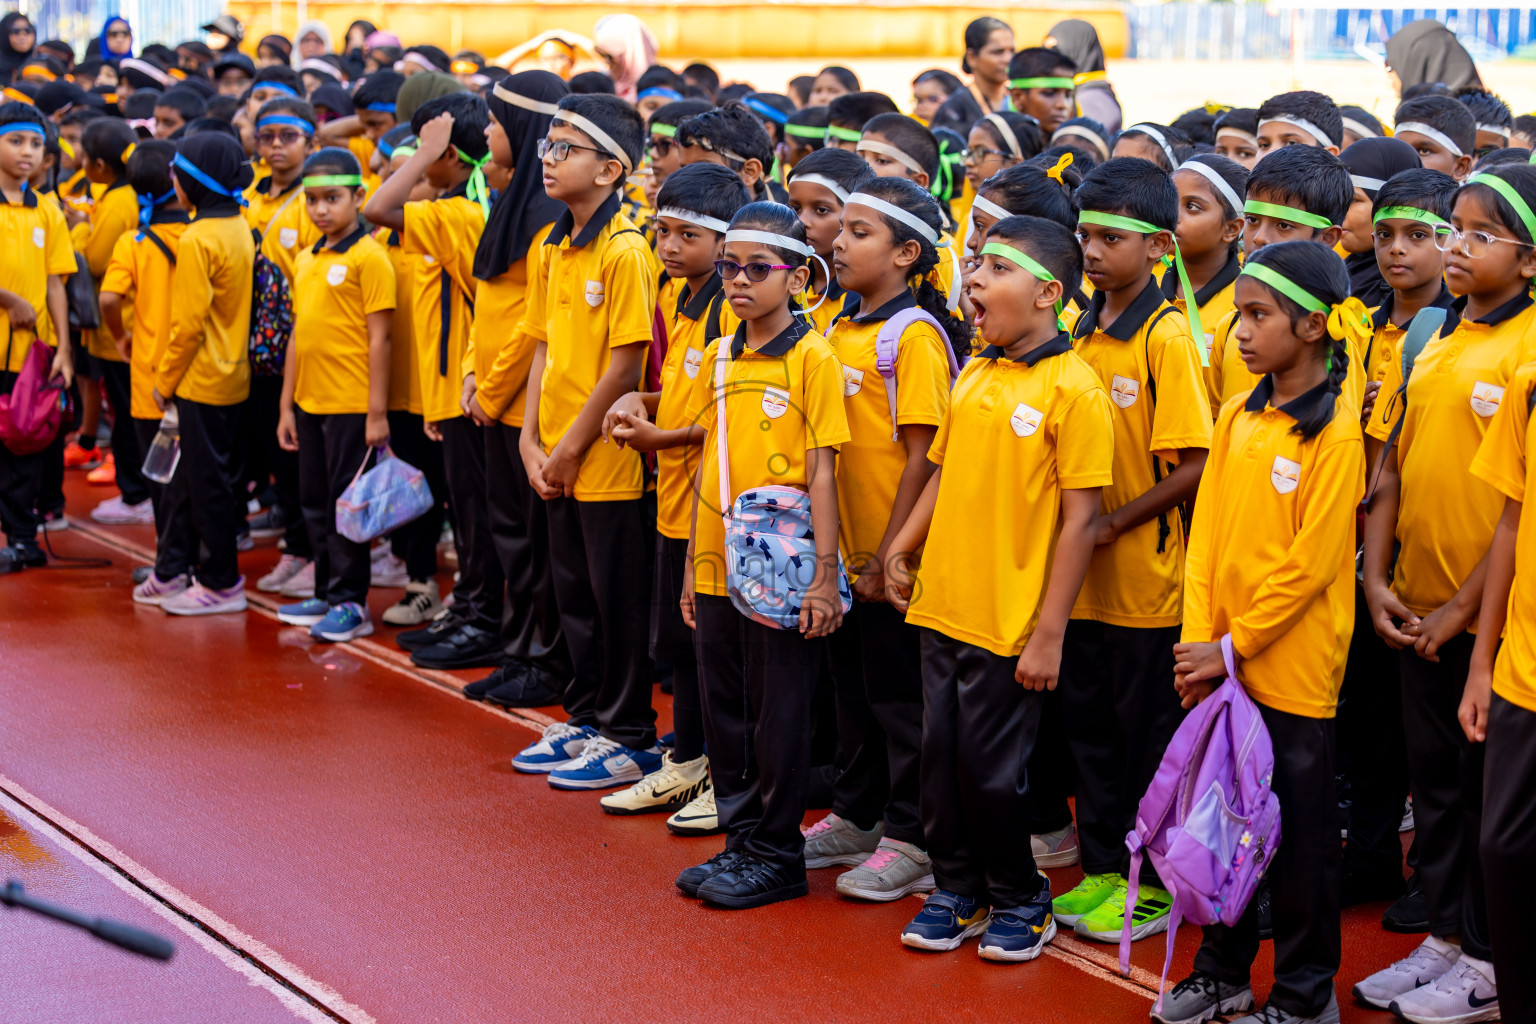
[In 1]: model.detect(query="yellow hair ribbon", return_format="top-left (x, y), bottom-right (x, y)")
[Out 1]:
top-left (1326, 296), bottom-right (1373, 350)
top-left (121, 143), bottom-right (136, 163)
top-left (1046, 151), bottom-right (1073, 184)
top-left (1203, 100), bottom-right (1233, 116)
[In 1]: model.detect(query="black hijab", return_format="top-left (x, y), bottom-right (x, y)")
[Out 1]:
top-left (0, 13), bottom-right (35, 84)
top-left (1048, 20), bottom-right (1106, 74)
top-left (1386, 20), bottom-right (1481, 93)
top-left (174, 131), bottom-right (252, 218)
top-left (1341, 136), bottom-right (1422, 306)
top-left (472, 70), bottom-right (568, 282)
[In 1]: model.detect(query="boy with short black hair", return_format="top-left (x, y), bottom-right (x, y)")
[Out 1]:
top-left (856, 112), bottom-right (939, 191)
top-left (1007, 47), bottom-right (1077, 135)
top-left (1395, 95), bottom-right (1477, 180)
top-left (1457, 87), bottom-right (1513, 157)
top-left (1365, 168), bottom-right (1459, 385)
top-left (1054, 156), bottom-right (1212, 944)
top-left (676, 102), bottom-right (779, 201)
top-left (1256, 89), bottom-right (1344, 154)
top-left (153, 86), bottom-right (205, 138)
top-left (825, 92), bottom-right (899, 152)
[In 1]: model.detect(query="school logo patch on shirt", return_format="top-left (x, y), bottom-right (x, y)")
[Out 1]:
top-left (842, 365), bottom-right (864, 397)
top-left (279, 227), bottom-right (298, 249)
top-left (1010, 402), bottom-right (1043, 437)
top-left (423, 254), bottom-right (436, 266)
top-left (1270, 455), bottom-right (1301, 495)
top-left (1471, 381), bottom-right (1505, 418)
top-left (761, 385), bottom-right (790, 419)
top-left (584, 280), bottom-right (605, 308)
top-left (31, 226), bottom-right (45, 248)
top-left (326, 264), bottom-right (347, 287)
top-left (1110, 374), bottom-right (1140, 409)
top-left (683, 348), bottom-right (703, 380)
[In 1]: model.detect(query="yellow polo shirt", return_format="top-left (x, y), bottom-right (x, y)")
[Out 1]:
top-left (403, 191), bottom-right (483, 423)
top-left (906, 335), bottom-right (1116, 656)
top-left (0, 186), bottom-right (75, 365)
top-left (257, 187), bottom-right (322, 287)
top-left (468, 222), bottom-right (556, 429)
top-left (291, 228), bottom-right (396, 415)
top-left (1364, 288), bottom-right (1456, 386)
top-left (1160, 250), bottom-right (1241, 376)
top-left (803, 278), bottom-right (851, 338)
top-left (1208, 294), bottom-right (1370, 421)
top-left (1070, 277), bottom-right (1213, 627)
top-left (72, 181), bottom-right (138, 363)
top-left (156, 213), bottom-right (254, 406)
top-left (375, 227), bottom-right (421, 415)
top-left (100, 216), bottom-right (189, 419)
top-left (1183, 377), bottom-right (1364, 718)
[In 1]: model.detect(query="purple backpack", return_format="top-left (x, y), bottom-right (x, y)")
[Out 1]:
top-left (1121, 634), bottom-right (1281, 1009)
top-left (873, 308), bottom-right (961, 442)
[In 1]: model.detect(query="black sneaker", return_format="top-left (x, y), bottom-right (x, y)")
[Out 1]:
top-left (463, 664), bottom-right (515, 701)
top-left (1256, 880), bottom-right (1273, 940)
top-left (676, 849), bottom-right (747, 898)
top-left (696, 854), bottom-right (809, 909)
top-left (395, 610), bottom-right (463, 651)
top-left (410, 623), bottom-right (503, 670)
top-left (0, 540), bottom-right (44, 574)
top-left (486, 663), bottom-right (562, 708)
top-left (1381, 871), bottom-right (1428, 933)
top-left (247, 507), bottom-right (287, 538)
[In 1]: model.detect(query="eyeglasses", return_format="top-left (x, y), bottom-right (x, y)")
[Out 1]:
top-left (715, 259), bottom-right (795, 283)
top-left (107, 28), bottom-right (131, 38)
top-left (257, 130), bottom-right (307, 147)
top-left (963, 146), bottom-right (1015, 165)
top-left (537, 138), bottom-right (608, 162)
top-left (645, 137), bottom-right (674, 159)
top-left (9, 24), bottom-right (34, 35)
top-left (1434, 225), bottom-right (1531, 258)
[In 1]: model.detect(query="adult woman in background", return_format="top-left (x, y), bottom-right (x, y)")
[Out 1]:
top-left (929, 17), bottom-right (1013, 136)
top-left (1045, 19), bottom-right (1121, 135)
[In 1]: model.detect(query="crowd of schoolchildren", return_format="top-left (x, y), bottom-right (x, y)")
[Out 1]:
top-left (3, 9), bottom-right (1535, 1023)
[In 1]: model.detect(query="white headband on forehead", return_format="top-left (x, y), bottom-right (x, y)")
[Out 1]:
top-left (724, 228), bottom-right (813, 257)
top-left (1052, 124), bottom-right (1109, 160)
top-left (300, 58), bottom-right (342, 81)
top-left (554, 109), bottom-right (634, 173)
top-left (1341, 117), bottom-right (1380, 140)
top-left (983, 113), bottom-right (1022, 160)
top-left (1351, 174), bottom-right (1387, 193)
top-left (1396, 121), bottom-right (1464, 157)
top-left (120, 58), bottom-right (171, 87)
top-left (1127, 123), bottom-right (1177, 167)
top-left (790, 172), bottom-right (850, 203)
top-left (493, 82), bottom-right (559, 117)
top-left (970, 194), bottom-right (1013, 222)
top-left (1477, 122), bottom-right (1512, 139)
top-left (1177, 159), bottom-right (1244, 217)
top-left (1258, 114), bottom-right (1335, 148)
top-left (1215, 127), bottom-right (1259, 147)
top-left (856, 138), bottom-right (926, 176)
top-left (659, 206), bottom-right (731, 233)
top-left (844, 191), bottom-right (943, 246)
top-left (395, 52), bottom-right (436, 73)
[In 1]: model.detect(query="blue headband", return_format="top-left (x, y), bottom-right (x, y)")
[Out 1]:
top-left (254, 80), bottom-right (300, 98)
top-left (0, 122), bottom-right (45, 138)
top-left (363, 102), bottom-right (396, 113)
top-left (135, 187), bottom-right (176, 236)
top-left (376, 138), bottom-right (395, 158)
top-left (638, 87), bottom-right (682, 103)
top-left (744, 97), bottom-right (788, 125)
top-left (256, 114), bottom-right (314, 134)
top-left (172, 152), bottom-right (248, 208)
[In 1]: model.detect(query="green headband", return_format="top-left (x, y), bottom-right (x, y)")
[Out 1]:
top-left (1078, 210), bottom-right (1206, 362)
top-left (460, 151), bottom-right (491, 221)
top-left (825, 125), bottom-right (862, 143)
top-left (650, 123), bottom-right (677, 139)
top-left (393, 145), bottom-right (417, 159)
top-left (980, 241), bottom-right (1065, 328)
top-left (1243, 199), bottom-right (1334, 231)
top-left (302, 174), bottom-right (363, 188)
top-left (784, 123), bottom-right (825, 140)
top-left (1009, 77), bottom-right (1075, 90)
top-left (1372, 206), bottom-right (1448, 228)
top-left (1463, 172), bottom-right (1536, 241)
top-left (1240, 262), bottom-right (1329, 313)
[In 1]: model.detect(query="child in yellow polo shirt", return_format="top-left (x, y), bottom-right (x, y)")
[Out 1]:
top-left (1165, 154), bottom-right (1247, 375)
top-left (274, 148), bottom-right (394, 644)
top-left (0, 103), bottom-right (75, 573)
top-left (1358, 166), bottom-right (1536, 1016)
top-left (784, 147), bottom-right (874, 333)
top-left (675, 203), bottom-right (848, 909)
top-left (598, 162), bottom-right (750, 828)
top-left (854, 114), bottom-right (963, 306)
top-left (142, 132), bottom-right (254, 614)
top-left (801, 177), bottom-right (968, 900)
top-left (887, 214), bottom-right (1110, 959)
top-left (1165, 240), bottom-right (1364, 1024)
top-left (1056, 157), bottom-right (1213, 942)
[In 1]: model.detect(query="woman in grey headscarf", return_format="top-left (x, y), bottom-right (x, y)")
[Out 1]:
top-left (1385, 19), bottom-right (1481, 96)
top-left (1045, 19), bottom-right (1122, 135)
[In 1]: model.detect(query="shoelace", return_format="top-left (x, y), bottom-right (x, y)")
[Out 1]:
top-left (861, 846), bottom-right (902, 872)
top-left (542, 721), bottom-right (586, 742)
top-left (1393, 943), bottom-right (1453, 974)
top-left (1169, 972), bottom-right (1218, 998)
top-left (1432, 958), bottom-right (1484, 993)
top-left (803, 815), bottom-right (838, 838)
top-left (573, 736), bottom-right (621, 766)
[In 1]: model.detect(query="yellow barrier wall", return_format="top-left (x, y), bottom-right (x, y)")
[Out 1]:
top-left (228, 0), bottom-right (1128, 62)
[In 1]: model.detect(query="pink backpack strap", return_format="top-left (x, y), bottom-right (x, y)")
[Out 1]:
top-left (875, 307), bottom-right (962, 443)
top-left (714, 350), bottom-right (732, 520)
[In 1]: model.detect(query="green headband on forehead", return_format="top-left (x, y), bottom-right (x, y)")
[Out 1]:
top-left (1077, 210), bottom-right (1206, 363)
top-left (650, 122), bottom-right (677, 138)
top-left (980, 241), bottom-right (1065, 329)
top-left (784, 123), bottom-right (825, 140)
top-left (1372, 206), bottom-right (1448, 228)
top-left (825, 125), bottom-right (862, 143)
top-left (1239, 262), bottom-right (1329, 313)
top-left (1463, 172), bottom-right (1536, 241)
top-left (302, 174), bottom-right (363, 188)
top-left (1009, 77), bottom-right (1075, 90)
top-left (1243, 199), bottom-right (1335, 231)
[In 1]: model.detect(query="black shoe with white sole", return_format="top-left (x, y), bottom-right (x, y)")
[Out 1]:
top-left (696, 854), bottom-right (808, 909)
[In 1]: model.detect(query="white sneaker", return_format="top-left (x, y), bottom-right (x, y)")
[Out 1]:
top-left (257, 555), bottom-right (310, 593)
top-left (371, 551), bottom-right (409, 588)
top-left (1401, 799), bottom-right (1416, 833)
top-left (511, 722), bottom-right (598, 773)
top-left (1389, 956), bottom-right (1498, 1024)
top-left (1032, 825), bottom-right (1081, 868)
top-left (161, 578), bottom-right (248, 616)
top-left (382, 578), bottom-right (443, 626)
top-left (666, 787), bottom-right (722, 836)
top-left (278, 560), bottom-right (315, 598)
top-left (90, 495), bottom-right (154, 525)
top-left (600, 752), bottom-right (709, 814)
top-left (1353, 937), bottom-right (1460, 1009)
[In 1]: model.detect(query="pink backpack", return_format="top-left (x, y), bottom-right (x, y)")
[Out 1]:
top-left (872, 308), bottom-right (961, 442)
top-left (0, 331), bottom-right (68, 456)
top-left (1122, 634), bottom-right (1281, 1010)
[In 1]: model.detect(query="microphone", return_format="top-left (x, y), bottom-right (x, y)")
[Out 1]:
top-left (2, 880), bottom-right (175, 961)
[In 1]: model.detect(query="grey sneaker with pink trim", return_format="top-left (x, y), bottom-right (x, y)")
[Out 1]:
top-left (132, 572), bottom-right (190, 606)
top-left (161, 578), bottom-right (248, 616)
top-left (835, 838), bottom-right (935, 901)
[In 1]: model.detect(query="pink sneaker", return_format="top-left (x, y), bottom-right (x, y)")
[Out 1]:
top-left (91, 495), bottom-right (155, 525)
top-left (132, 572), bottom-right (190, 606)
top-left (161, 578), bottom-right (248, 616)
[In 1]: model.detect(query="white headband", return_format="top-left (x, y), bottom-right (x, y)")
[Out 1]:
top-left (1351, 174), bottom-right (1387, 193)
top-left (1477, 122), bottom-right (1512, 139)
top-left (1341, 117), bottom-right (1380, 140)
top-left (119, 58), bottom-right (171, 87)
top-left (1052, 124), bottom-right (1109, 160)
top-left (1396, 121), bottom-right (1464, 157)
top-left (790, 172), bottom-right (849, 203)
top-left (300, 58), bottom-right (342, 80)
top-left (1177, 159), bottom-right (1243, 217)
top-left (724, 228), bottom-right (813, 257)
top-left (658, 206), bottom-right (731, 233)
top-left (970, 194), bottom-right (1013, 222)
top-left (844, 192), bottom-right (943, 246)
top-left (1216, 127), bottom-right (1259, 147)
top-left (983, 113), bottom-right (1022, 160)
top-left (493, 82), bottom-right (560, 116)
top-left (1127, 123), bottom-right (1177, 167)
top-left (1259, 114), bottom-right (1335, 148)
top-left (856, 139), bottom-right (925, 176)
top-left (395, 52), bottom-right (436, 73)
top-left (554, 109), bottom-right (634, 173)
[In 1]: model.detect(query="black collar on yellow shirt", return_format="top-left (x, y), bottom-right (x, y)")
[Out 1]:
top-left (677, 272), bottom-right (724, 319)
top-left (831, 290), bottom-right (917, 327)
top-left (1441, 290), bottom-right (1534, 338)
top-left (1244, 374), bottom-right (1333, 420)
top-left (546, 191), bottom-right (623, 250)
top-left (729, 316), bottom-right (808, 358)
top-left (254, 175), bottom-right (300, 197)
top-left (311, 224), bottom-right (368, 255)
top-left (1073, 274), bottom-right (1164, 341)
top-left (0, 183), bottom-right (38, 207)
top-left (1161, 249), bottom-right (1240, 308)
top-left (1370, 285), bottom-right (1453, 331)
top-left (978, 331), bottom-right (1074, 366)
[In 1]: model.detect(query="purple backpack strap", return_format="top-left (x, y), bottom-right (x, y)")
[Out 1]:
top-left (874, 307), bottom-right (962, 443)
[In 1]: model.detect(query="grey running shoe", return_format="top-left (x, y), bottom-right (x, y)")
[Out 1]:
top-left (801, 812), bottom-right (883, 869)
top-left (1153, 971), bottom-right (1255, 1024)
top-left (1230, 994), bottom-right (1340, 1024)
top-left (835, 838), bottom-right (935, 901)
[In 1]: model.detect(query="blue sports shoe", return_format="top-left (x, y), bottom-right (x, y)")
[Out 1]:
top-left (310, 602), bottom-right (373, 642)
top-left (978, 892), bottom-right (1058, 962)
top-left (547, 736), bottom-right (664, 790)
top-left (277, 598), bottom-right (328, 626)
top-left (900, 890), bottom-right (992, 951)
top-left (512, 722), bottom-right (598, 773)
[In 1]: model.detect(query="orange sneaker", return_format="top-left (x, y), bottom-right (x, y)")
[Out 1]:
top-left (86, 451), bottom-right (116, 485)
top-left (63, 441), bottom-right (102, 470)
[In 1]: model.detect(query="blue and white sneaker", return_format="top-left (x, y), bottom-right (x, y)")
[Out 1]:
top-left (900, 890), bottom-right (992, 951)
top-left (512, 722), bottom-right (598, 773)
top-left (277, 597), bottom-right (329, 626)
top-left (310, 602), bottom-right (373, 642)
top-left (978, 897), bottom-right (1057, 962)
top-left (547, 736), bottom-right (664, 791)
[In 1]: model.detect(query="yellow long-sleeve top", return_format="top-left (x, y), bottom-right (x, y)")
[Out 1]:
top-left (154, 214), bottom-right (255, 406)
top-left (72, 181), bottom-right (138, 362)
top-left (468, 222), bottom-right (556, 428)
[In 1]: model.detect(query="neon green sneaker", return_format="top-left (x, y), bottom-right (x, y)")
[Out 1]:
top-left (1073, 880), bottom-right (1173, 943)
top-left (1050, 872), bottom-right (1124, 926)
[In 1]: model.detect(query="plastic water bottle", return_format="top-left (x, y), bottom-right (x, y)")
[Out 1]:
top-left (141, 407), bottom-right (181, 484)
